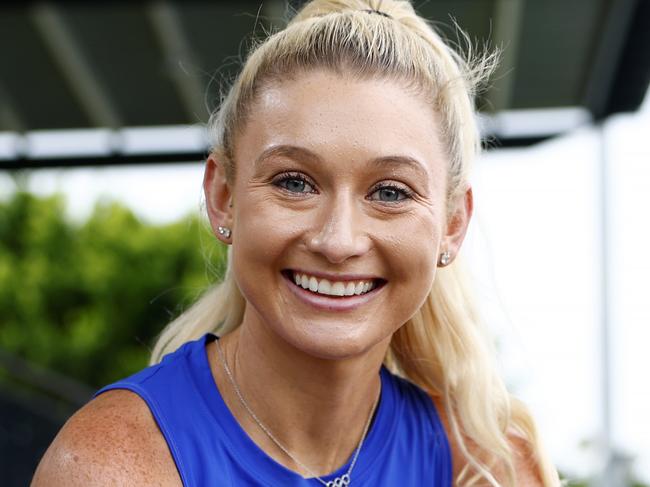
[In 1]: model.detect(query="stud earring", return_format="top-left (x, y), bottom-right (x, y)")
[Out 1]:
top-left (438, 251), bottom-right (451, 267)
top-left (217, 226), bottom-right (231, 239)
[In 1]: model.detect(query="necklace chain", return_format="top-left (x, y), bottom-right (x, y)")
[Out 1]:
top-left (215, 339), bottom-right (380, 486)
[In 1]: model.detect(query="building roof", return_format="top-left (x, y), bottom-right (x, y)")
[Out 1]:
top-left (1, 0), bottom-right (648, 167)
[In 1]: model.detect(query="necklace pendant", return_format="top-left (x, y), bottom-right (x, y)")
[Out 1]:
top-left (326, 473), bottom-right (350, 487)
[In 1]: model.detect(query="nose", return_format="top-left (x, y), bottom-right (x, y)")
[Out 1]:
top-left (305, 192), bottom-right (372, 264)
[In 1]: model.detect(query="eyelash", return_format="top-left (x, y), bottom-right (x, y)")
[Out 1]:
top-left (272, 172), bottom-right (317, 194)
top-left (368, 182), bottom-right (414, 203)
top-left (272, 172), bottom-right (414, 203)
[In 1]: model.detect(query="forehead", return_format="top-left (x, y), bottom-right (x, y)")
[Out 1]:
top-left (233, 70), bottom-right (448, 178)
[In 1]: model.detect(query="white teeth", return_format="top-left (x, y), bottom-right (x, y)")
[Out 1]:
top-left (331, 282), bottom-right (346, 296)
top-left (292, 272), bottom-right (376, 297)
top-left (309, 276), bottom-right (319, 292)
top-left (354, 282), bottom-right (364, 295)
top-left (344, 282), bottom-right (356, 296)
top-left (317, 279), bottom-right (331, 294)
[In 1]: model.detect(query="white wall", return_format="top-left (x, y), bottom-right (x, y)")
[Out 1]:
top-left (468, 101), bottom-right (650, 482)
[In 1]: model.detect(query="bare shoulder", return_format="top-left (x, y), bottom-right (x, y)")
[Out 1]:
top-left (509, 433), bottom-right (545, 487)
top-left (430, 395), bottom-right (544, 486)
top-left (31, 389), bottom-right (182, 487)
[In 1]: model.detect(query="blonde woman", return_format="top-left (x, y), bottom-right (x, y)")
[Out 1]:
top-left (32, 1), bottom-right (561, 485)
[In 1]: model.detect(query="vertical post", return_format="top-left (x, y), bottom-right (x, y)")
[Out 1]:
top-left (597, 121), bottom-right (628, 487)
top-left (597, 120), bottom-right (614, 487)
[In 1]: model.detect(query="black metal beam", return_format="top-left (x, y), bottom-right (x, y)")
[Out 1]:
top-left (584, 0), bottom-right (649, 120)
top-left (604, 0), bottom-right (650, 115)
top-left (483, 135), bottom-right (555, 150)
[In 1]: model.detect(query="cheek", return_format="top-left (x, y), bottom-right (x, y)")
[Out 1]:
top-left (382, 212), bottom-right (440, 309)
top-left (385, 210), bottom-right (440, 269)
top-left (230, 193), bottom-right (305, 274)
top-left (229, 212), bottom-right (289, 316)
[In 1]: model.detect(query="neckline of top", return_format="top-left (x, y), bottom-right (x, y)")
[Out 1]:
top-left (193, 332), bottom-right (401, 484)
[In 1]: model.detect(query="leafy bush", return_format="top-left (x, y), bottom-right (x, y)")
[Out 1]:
top-left (0, 191), bottom-right (226, 388)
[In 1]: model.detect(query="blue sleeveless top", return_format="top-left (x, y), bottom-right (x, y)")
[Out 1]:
top-left (94, 334), bottom-right (452, 486)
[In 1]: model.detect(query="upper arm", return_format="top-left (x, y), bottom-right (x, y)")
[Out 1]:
top-left (31, 389), bottom-right (182, 487)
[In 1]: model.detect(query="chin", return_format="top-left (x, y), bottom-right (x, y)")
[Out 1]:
top-left (278, 321), bottom-right (390, 361)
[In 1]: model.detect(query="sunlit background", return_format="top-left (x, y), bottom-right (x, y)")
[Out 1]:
top-left (1, 1), bottom-right (649, 485)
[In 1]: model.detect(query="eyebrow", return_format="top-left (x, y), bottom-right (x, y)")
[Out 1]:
top-left (254, 144), bottom-right (429, 179)
top-left (254, 145), bottom-right (321, 168)
top-left (370, 155), bottom-right (429, 180)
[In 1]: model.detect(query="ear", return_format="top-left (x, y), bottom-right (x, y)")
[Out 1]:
top-left (203, 152), bottom-right (234, 244)
top-left (439, 185), bottom-right (473, 266)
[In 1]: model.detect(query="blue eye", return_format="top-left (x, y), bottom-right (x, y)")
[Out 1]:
top-left (274, 173), bottom-right (315, 194)
top-left (369, 184), bottom-right (412, 202)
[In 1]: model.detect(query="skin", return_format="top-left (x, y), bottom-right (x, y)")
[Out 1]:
top-left (31, 70), bottom-right (543, 486)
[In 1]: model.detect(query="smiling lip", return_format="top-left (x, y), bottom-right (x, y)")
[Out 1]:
top-left (281, 271), bottom-right (386, 311)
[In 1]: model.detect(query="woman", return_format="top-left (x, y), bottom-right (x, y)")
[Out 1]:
top-left (32, 1), bottom-right (560, 485)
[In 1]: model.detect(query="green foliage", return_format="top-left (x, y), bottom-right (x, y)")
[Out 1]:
top-left (0, 191), bottom-right (227, 388)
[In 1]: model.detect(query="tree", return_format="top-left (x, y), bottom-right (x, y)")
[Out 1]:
top-left (0, 191), bottom-right (226, 388)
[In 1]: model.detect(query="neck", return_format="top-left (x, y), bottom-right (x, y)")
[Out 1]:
top-left (211, 315), bottom-right (388, 477)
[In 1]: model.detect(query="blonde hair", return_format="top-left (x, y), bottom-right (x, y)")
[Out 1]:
top-left (151, 1), bottom-right (559, 485)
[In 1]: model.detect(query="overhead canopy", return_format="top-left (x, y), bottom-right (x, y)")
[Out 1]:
top-left (1, 0), bottom-right (648, 167)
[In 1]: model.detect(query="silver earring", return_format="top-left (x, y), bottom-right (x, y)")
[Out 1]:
top-left (217, 226), bottom-right (231, 239)
top-left (439, 251), bottom-right (451, 266)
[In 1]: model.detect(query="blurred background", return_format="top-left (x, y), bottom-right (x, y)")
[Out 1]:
top-left (1, 0), bottom-right (649, 486)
